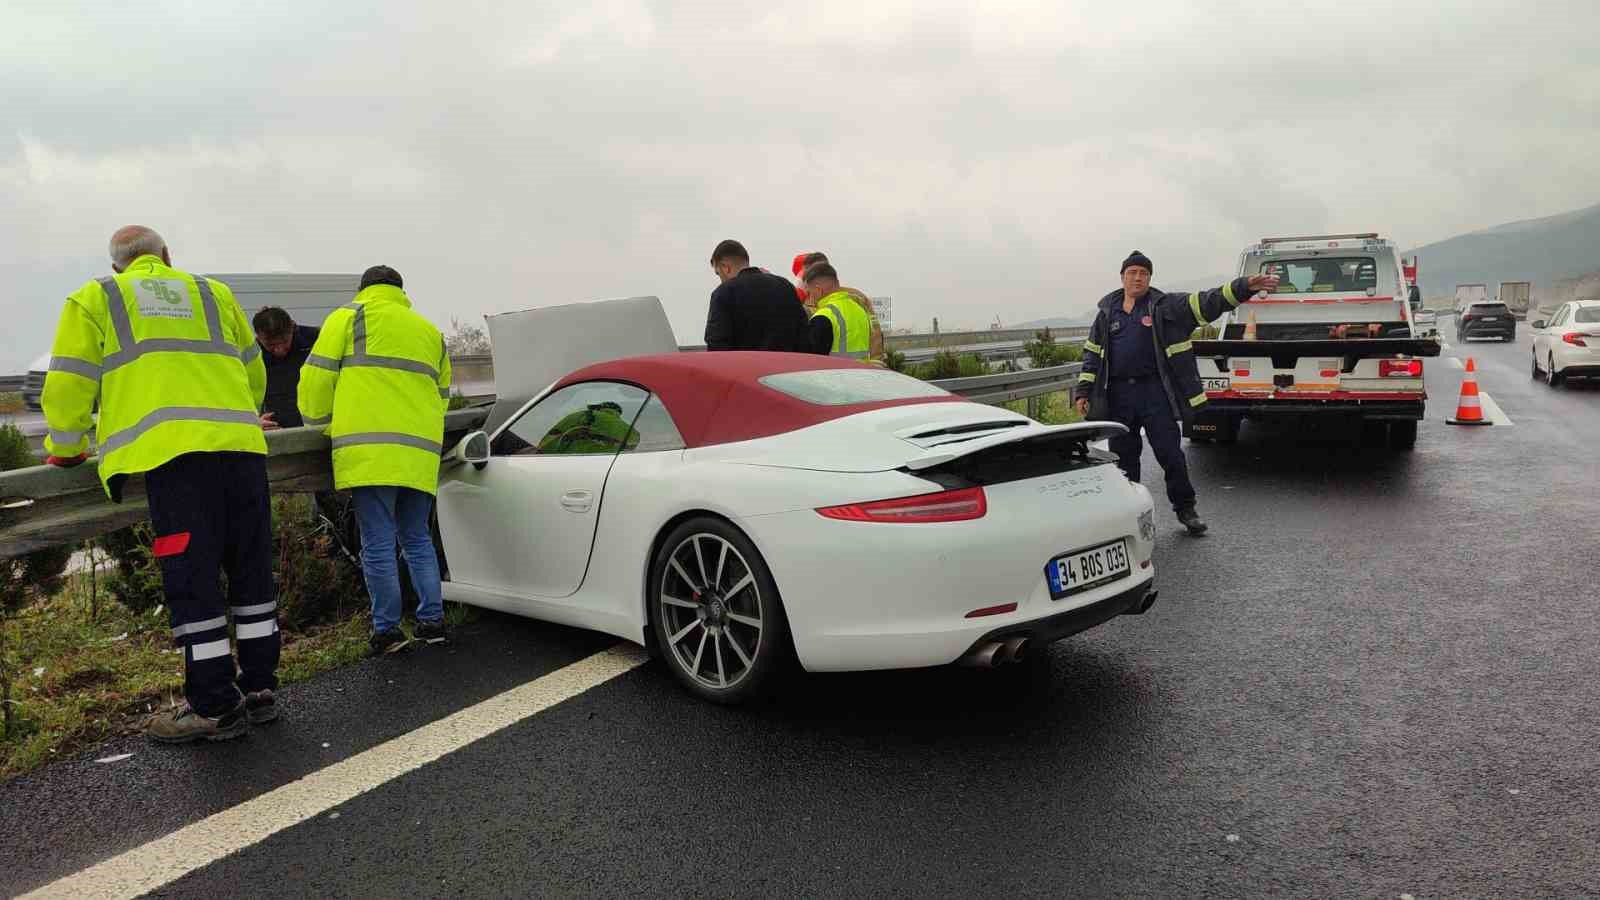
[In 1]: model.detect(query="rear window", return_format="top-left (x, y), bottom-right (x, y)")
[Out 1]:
top-left (759, 369), bottom-right (950, 406)
top-left (1257, 256), bottom-right (1377, 293)
top-left (1471, 303), bottom-right (1509, 314)
top-left (1576, 308), bottom-right (1600, 324)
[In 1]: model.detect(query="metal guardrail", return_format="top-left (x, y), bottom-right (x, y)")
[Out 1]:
top-left (932, 363), bottom-right (1083, 405)
top-left (0, 355), bottom-right (1087, 557)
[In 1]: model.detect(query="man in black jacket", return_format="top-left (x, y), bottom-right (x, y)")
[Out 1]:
top-left (1073, 251), bottom-right (1278, 535)
top-left (252, 306), bottom-right (320, 430)
top-left (704, 240), bottom-right (808, 352)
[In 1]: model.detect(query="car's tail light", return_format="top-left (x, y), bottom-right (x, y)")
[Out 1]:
top-left (817, 486), bottom-right (987, 523)
top-left (1563, 333), bottom-right (1588, 347)
top-left (1379, 359), bottom-right (1423, 377)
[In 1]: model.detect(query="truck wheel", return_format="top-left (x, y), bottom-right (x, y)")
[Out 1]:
top-left (1388, 420), bottom-right (1418, 451)
top-left (1359, 420), bottom-right (1388, 449)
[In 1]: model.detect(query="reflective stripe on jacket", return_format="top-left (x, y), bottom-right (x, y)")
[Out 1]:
top-left (814, 291), bottom-right (872, 359)
top-left (297, 284), bottom-right (451, 495)
top-left (1073, 278), bottom-right (1253, 425)
top-left (42, 255), bottom-right (267, 497)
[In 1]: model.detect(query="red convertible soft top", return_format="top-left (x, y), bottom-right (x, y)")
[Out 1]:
top-left (551, 352), bottom-right (965, 449)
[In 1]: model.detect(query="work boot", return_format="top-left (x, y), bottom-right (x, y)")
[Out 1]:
top-left (145, 702), bottom-right (248, 744)
top-left (1177, 507), bottom-right (1208, 536)
top-left (244, 689), bottom-right (279, 725)
top-left (413, 620), bottom-right (449, 646)
top-left (369, 628), bottom-right (409, 657)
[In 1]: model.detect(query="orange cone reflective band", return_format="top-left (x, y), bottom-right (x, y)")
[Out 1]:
top-left (1446, 357), bottom-right (1492, 426)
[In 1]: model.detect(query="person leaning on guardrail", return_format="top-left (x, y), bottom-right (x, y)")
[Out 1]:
top-left (298, 265), bottom-right (452, 656)
top-left (800, 262), bottom-right (875, 362)
top-left (793, 251), bottom-right (885, 363)
top-left (1073, 250), bottom-right (1279, 536)
top-left (42, 225), bottom-right (281, 743)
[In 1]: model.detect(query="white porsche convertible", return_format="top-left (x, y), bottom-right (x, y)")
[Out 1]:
top-left (437, 345), bottom-right (1159, 703)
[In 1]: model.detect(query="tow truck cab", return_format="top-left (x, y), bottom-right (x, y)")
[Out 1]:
top-left (1189, 233), bottom-right (1440, 451)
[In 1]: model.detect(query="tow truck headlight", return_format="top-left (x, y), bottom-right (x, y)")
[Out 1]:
top-left (1138, 509), bottom-right (1156, 543)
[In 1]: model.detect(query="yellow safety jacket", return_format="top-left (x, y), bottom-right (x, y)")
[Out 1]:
top-left (814, 291), bottom-right (873, 359)
top-left (42, 255), bottom-right (267, 498)
top-left (298, 284), bottom-right (451, 495)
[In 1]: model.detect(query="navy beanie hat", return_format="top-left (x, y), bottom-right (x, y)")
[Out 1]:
top-left (1120, 250), bottom-right (1153, 274)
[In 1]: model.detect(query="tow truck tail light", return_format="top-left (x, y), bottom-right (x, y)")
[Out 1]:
top-left (817, 487), bottom-right (987, 523)
top-left (1379, 359), bottom-right (1423, 378)
top-left (1563, 333), bottom-right (1588, 347)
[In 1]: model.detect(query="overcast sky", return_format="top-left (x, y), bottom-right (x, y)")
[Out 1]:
top-left (4, 0), bottom-right (1598, 371)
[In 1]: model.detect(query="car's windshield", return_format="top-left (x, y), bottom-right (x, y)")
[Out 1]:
top-left (760, 369), bottom-right (950, 405)
top-left (1575, 307), bottom-right (1600, 324)
top-left (1257, 257), bottom-right (1378, 293)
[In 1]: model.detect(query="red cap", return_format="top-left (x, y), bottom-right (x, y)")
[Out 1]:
top-left (792, 253), bottom-right (809, 277)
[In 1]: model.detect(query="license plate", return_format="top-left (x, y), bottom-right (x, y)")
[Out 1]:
top-left (1481, 317), bottom-right (1499, 321)
top-left (1045, 540), bottom-right (1131, 600)
top-left (1203, 378), bottom-right (1230, 391)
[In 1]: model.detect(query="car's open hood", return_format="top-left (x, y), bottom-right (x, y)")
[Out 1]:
top-left (482, 296), bottom-right (680, 433)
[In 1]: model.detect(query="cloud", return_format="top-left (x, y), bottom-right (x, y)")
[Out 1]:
top-left (3, 0), bottom-right (1598, 371)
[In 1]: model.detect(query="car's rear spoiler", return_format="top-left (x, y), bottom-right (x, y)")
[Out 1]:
top-left (903, 421), bottom-right (1128, 471)
top-left (1191, 338), bottom-right (1442, 358)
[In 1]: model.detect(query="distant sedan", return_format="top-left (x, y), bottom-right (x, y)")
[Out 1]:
top-left (1531, 300), bottom-right (1600, 386)
top-left (436, 352), bottom-right (1158, 703)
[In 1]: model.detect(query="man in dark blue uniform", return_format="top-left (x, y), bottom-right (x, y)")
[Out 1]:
top-left (1074, 251), bottom-right (1278, 535)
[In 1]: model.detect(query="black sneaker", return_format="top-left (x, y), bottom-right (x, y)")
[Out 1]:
top-left (244, 689), bottom-right (279, 724)
top-left (369, 629), bottom-right (409, 656)
top-left (1177, 508), bottom-right (1209, 536)
top-left (413, 620), bottom-right (449, 645)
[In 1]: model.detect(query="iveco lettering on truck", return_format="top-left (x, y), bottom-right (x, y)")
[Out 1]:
top-left (1187, 233), bottom-right (1440, 450)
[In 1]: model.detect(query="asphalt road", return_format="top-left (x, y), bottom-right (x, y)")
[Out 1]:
top-left (5, 320), bottom-right (1598, 898)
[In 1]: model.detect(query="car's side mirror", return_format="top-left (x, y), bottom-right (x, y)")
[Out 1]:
top-left (453, 431), bottom-right (490, 470)
top-left (1531, 320), bottom-right (1547, 330)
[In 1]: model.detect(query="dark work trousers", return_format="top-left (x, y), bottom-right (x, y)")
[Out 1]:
top-left (145, 451), bottom-right (280, 717)
top-left (1106, 376), bottom-right (1198, 514)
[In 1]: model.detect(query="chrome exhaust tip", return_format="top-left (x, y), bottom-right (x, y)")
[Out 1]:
top-left (959, 641), bottom-right (1004, 668)
top-left (1124, 590), bottom-right (1159, 615)
top-left (1001, 637), bottom-right (1028, 663)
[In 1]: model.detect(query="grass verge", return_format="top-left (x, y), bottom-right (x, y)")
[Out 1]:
top-left (0, 392), bottom-right (22, 415)
top-left (0, 573), bottom-right (371, 780)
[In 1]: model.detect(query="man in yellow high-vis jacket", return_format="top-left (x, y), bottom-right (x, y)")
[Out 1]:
top-left (299, 265), bottom-right (452, 655)
top-left (800, 262), bottom-right (874, 360)
top-left (42, 225), bottom-right (279, 743)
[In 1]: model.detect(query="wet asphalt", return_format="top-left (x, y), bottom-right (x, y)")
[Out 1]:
top-left (4, 321), bottom-right (1598, 898)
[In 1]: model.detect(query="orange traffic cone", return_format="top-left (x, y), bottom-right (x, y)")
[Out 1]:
top-left (1243, 310), bottom-right (1258, 340)
top-left (1445, 357), bottom-right (1492, 426)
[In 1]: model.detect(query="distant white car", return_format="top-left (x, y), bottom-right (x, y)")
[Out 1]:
top-left (1531, 300), bottom-right (1600, 386)
top-left (436, 352), bottom-right (1159, 704)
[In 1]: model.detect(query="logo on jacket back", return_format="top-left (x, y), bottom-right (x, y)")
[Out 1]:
top-left (132, 278), bottom-right (195, 321)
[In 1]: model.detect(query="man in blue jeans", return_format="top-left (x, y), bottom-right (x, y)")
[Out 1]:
top-left (298, 265), bottom-right (452, 654)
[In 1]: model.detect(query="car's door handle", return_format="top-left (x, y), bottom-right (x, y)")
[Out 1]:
top-left (559, 490), bottom-right (593, 513)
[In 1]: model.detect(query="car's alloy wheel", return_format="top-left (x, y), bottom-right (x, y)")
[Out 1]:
top-left (1532, 352), bottom-right (1541, 380)
top-left (651, 517), bottom-right (790, 703)
top-left (1549, 355), bottom-right (1563, 389)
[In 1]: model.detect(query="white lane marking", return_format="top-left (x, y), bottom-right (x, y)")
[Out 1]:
top-left (23, 644), bottom-right (648, 900)
top-left (1478, 392), bottom-right (1515, 427)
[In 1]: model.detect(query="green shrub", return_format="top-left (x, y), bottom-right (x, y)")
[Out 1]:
top-left (0, 424), bottom-right (71, 604)
top-left (1025, 328), bottom-right (1084, 368)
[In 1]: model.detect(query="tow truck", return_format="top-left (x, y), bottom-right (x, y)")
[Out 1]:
top-left (1187, 233), bottom-right (1441, 451)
